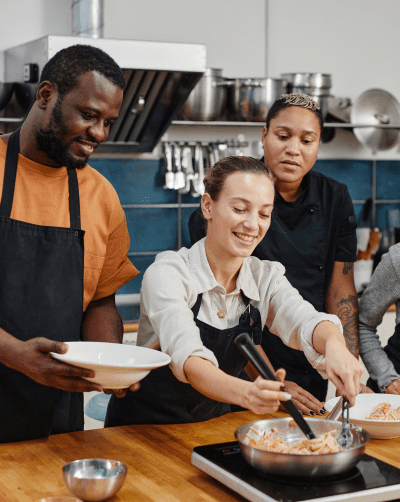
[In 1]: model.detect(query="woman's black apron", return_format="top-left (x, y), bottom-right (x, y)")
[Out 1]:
top-left (367, 323), bottom-right (400, 393)
top-left (105, 292), bottom-right (262, 425)
top-left (0, 129), bottom-right (85, 442)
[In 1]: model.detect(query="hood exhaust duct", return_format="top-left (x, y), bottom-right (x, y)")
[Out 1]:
top-left (2, 0), bottom-right (205, 153)
top-left (71, 0), bottom-right (104, 39)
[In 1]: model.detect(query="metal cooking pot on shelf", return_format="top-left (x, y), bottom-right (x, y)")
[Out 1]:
top-left (225, 77), bottom-right (286, 122)
top-left (178, 68), bottom-right (228, 121)
top-left (235, 417), bottom-right (370, 479)
top-left (281, 73), bottom-right (332, 121)
top-left (281, 72), bottom-right (332, 92)
top-left (350, 88), bottom-right (400, 151)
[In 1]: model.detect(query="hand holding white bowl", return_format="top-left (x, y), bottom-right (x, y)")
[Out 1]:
top-left (51, 342), bottom-right (171, 390)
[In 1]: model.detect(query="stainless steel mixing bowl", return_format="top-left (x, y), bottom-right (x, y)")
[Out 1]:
top-left (235, 417), bottom-right (370, 478)
top-left (62, 459), bottom-right (127, 502)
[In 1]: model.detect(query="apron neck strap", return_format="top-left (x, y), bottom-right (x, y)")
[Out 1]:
top-left (191, 293), bottom-right (203, 318)
top-left (0, 128), bottom-right (81, 230)
top-left (68, 168), bottom-right (81, 230)
top-left (0, 128), bottom-right (20, 217)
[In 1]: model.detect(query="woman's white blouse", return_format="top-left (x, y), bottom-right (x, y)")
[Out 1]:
top-left (137, 238), bottom-right (342, 383)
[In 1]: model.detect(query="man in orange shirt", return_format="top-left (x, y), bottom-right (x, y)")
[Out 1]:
top-left (0, 44), bottom-right (139, 442)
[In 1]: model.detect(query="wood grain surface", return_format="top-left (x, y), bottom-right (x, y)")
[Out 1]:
top-left (1, 409), bottom-right (399, 502)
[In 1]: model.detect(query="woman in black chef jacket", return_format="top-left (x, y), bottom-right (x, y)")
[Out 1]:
top-left (105, 156), bottom-right (363, 427)
top-left (189, 94), bottom-right (362, 415)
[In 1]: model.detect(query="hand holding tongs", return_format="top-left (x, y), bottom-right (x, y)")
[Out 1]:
top-left (235, 333), bottom-right (317, 440)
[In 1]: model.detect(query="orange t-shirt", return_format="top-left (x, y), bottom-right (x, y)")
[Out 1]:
top-left (0, 138), bottom-right (139, 311)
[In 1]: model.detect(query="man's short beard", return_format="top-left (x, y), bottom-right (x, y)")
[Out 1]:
top-left (34, 97), bottom-right (87, 170)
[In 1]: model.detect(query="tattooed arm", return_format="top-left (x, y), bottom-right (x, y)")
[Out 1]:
top-left (325, 261), bottom-right (360, 358)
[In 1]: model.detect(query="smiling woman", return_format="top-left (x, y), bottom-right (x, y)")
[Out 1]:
top-left (104, 156), bottom-right (363, 428)
top-left (189, 94), bottom-right (361, 415)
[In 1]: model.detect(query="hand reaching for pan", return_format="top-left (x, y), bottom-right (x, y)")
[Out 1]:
top-left (278, 380), bottom-right (326, 416)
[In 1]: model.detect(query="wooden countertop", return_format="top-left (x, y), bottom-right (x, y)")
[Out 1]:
top-left (1, 410), bottom-right (400, 501)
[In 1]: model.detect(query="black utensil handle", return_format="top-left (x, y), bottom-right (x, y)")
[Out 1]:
top-left (235, 333), bottom-right (278, 382)
top-left (235, 333), bottom-right (317, 439)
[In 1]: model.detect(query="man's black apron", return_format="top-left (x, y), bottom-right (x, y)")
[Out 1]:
top-left (367, 323), bottom-right (400, 393)
top-left (105, 292), bottom-right (262, 425)
top-left (0, 129), bottom-right (85, 442)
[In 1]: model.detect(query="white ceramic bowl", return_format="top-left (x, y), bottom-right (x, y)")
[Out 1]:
top-left (324, 393), bottom-right (400, 439)
top-left (51, 342), bottom-right (171, 389)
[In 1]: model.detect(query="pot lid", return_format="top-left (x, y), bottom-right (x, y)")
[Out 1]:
top-left (351, 88), bottom-right (400, 151)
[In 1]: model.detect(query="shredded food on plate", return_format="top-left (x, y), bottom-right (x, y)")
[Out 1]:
top-left (246, 427), bottom-right (342, 454)
top-left (366, 402), bottom-right (400, 420)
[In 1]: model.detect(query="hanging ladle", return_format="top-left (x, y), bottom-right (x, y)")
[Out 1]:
top-left (235, 333), bottom-right (317, 440)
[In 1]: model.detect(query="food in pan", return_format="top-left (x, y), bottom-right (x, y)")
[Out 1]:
top-left (246, 427), bottom-right (342, 454)
top-left (366, 402), bottom-right (400, 420)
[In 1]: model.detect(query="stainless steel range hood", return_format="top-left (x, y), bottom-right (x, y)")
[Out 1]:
top-left (3, 35), bottom-right (206, 153)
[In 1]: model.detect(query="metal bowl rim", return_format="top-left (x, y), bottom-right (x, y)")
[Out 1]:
top-left (63, 458), bottom-right (128, 475)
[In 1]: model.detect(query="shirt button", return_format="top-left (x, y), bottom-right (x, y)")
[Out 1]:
top-left (317, 266), bottom-right (324, 271)
top-left (217, 310), bottom-right (226, 319)
top-left (310, 208), bottom-right (314, 214)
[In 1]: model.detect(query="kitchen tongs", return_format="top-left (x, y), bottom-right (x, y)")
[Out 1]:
top-left (235, 333), bottom-right (317, 440)
top-left (326, 395), bottom-right (353, 448)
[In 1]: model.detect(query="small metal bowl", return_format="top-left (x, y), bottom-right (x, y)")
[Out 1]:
top-left (62, 459), bottom-right (127, 502)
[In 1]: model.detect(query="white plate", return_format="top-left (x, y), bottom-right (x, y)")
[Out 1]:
top-left (324, 394), bottom-right (400, 439)
top-left (51, 341), bottom-right (171, 389)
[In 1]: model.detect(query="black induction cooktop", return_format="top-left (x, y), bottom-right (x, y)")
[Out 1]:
top-left (192, 441), bottom-right (400, 502)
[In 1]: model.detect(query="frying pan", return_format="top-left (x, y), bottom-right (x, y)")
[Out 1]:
top-left (235, 418), bottom-right (370, 478)
top-left (234, 333), bottom-right (370, 477)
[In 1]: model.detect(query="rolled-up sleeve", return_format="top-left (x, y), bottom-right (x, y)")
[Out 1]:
top-left (139, 252), bottom-right (219, 382)
top-left (264, 264), bottom-right (343, 378)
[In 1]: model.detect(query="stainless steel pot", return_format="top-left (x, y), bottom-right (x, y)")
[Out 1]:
top-left (281, 72), bottom-right (332, 91)
top-left (226, 78), bottom-right (286, 122)
top-left (235, 417), bottom-right (370, 478)
top-left (178, 68), bottom-right (228, 121)
top-left (292, 86), bottom-right (330, 97)
top-left (309, 94), bottom-right (331, 121)
top-left (350, 88), bottom-right (400, 151)
top-left (284, 85), bottom-right (330, 121)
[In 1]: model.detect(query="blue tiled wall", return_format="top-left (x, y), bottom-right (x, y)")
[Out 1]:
top-left (90, 157), bottom-right (400, 321)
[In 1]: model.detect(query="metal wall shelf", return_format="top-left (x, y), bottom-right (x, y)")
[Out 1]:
top-left (171, 120), bottom-right (400, 129)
